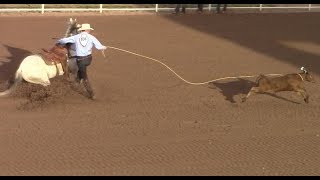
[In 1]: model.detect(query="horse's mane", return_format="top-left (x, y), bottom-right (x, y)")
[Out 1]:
top-left (64, 18), bottom-right (79, 38)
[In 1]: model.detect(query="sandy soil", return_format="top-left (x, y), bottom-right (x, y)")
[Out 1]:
top-left (0, 12), bottom-right (320, 175)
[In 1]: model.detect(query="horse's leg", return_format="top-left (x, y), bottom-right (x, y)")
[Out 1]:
top-left (68, 57), bottom-right (79, 82)
top-left (62, 60), bottom-right (69, 79)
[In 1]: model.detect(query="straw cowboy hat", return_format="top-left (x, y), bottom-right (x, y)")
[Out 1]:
top-left (78, 23), bottom-right (94, 31)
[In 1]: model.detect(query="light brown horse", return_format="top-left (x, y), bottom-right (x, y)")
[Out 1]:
top-left (0, 44), bottom-right (69, 96)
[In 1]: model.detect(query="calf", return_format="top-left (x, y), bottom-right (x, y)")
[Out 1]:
top-left (242, 67), bottom-right (315, 103)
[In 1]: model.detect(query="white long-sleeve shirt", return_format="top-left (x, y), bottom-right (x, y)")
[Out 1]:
top-left (58, 32), bottom-right (105, 57)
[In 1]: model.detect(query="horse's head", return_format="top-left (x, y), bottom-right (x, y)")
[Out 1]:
top-left (64, 18), bottom-right (81, 38)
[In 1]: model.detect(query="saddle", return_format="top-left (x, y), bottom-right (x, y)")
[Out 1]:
top-left (39, 44), bottom-right (68, 74)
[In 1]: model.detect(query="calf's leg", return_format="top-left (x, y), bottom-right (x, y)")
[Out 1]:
top-left (295, 88), bottom-right (309, 103)
top-left (242, 86), bottom-right (261, 102)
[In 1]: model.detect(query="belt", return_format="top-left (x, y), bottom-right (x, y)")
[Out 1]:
top-left (75, 55), bottom-right (92, 61)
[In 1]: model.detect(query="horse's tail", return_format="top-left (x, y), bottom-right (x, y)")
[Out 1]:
top-left (0, 68), bottom-right (22, 97)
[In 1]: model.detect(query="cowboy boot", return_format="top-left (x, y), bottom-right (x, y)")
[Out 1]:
top-left (82, 79), bottom-right (96, 100)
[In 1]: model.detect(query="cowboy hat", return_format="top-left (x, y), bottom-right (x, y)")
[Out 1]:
top-left (78, 23), bottom-right (94, 31)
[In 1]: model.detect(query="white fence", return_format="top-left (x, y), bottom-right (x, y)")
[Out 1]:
top-left (0, 4), bottom-right (320, 14)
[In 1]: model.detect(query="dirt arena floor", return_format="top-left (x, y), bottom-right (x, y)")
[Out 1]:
top-left (1, 12), bottom-right (320, 176)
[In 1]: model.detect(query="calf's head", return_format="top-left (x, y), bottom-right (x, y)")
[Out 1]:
top-left (301, 67), bottom-right (315, 83)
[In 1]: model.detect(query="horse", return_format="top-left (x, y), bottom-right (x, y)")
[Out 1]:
top-left (63, 18), bottom-right (82, 82)
top-left (0, 43), bottom-right (69, 96)
top-left (52, 18), bottom-right (81, 80)
top-left (0, 18), bottom-right (80, 97)
top-left (64, 17), bottom-right (81, 59)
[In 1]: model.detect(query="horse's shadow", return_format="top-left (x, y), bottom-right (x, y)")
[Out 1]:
top-left (0, 44), bottom-right (32, 82)
top-left (209, 78), bottom-right (300, 104)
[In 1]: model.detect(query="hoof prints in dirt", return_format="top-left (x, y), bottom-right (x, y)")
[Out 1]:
top-left (11, 76), bottom-right (84, 110)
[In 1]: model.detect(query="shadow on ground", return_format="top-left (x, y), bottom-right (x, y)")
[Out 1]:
top-left (0, 44), bottom-right (32, 82)
top-left (162, 12), bottom-right (320, 75)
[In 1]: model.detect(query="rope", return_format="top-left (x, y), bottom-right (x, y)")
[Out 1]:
top-left (105, 46), bottom-right (283, 85)
top-left (101, 49), bottom-right (106, 58)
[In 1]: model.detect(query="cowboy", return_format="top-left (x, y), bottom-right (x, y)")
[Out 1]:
top-left (57, 23), bottom-right (107, 100)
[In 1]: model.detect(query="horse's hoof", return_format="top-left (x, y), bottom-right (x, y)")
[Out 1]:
top-left (89, 95), bottom-right (96, 100)
top-left (241, 98), bottom-right (247, 103)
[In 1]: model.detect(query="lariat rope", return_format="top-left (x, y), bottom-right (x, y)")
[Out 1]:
top-left (101, 46), bottom-right (283, 85)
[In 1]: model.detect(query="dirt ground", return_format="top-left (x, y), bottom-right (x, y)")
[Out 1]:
top-left (1, 12), bottom-right (320, 176)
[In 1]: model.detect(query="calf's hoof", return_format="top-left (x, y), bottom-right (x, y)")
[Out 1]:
top-left (304, 97), bottom-right (309, 103)
top-left (241, 97), bottom-right (247, 103)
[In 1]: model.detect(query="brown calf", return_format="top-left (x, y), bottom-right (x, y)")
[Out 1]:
top-left (242, 67), bottom-right (315, 103)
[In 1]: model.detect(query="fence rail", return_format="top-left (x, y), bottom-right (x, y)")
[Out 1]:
top-left (0, 4), bottom-right (320, 14)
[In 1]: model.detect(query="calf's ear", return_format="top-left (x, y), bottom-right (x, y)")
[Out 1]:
top-left (300, 66), bottom-right (308, 73)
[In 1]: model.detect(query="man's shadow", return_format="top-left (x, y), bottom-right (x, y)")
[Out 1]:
top-left (0, 44), bottom-right (33, 82)
top-left (209, 78), bottom-right (300, 104)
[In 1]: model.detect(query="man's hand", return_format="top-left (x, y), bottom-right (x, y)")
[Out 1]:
top-left (101, 45), bottom-right (107, 50)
